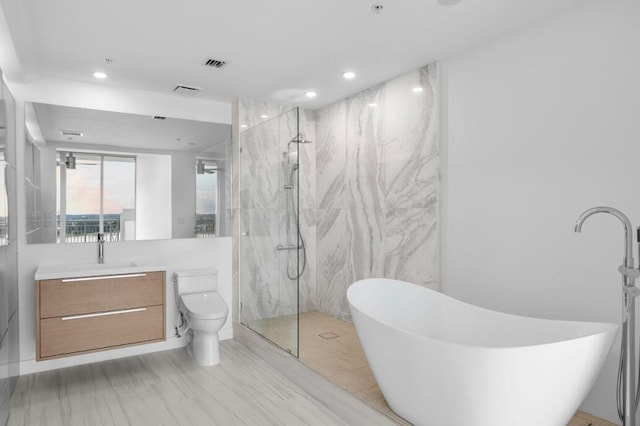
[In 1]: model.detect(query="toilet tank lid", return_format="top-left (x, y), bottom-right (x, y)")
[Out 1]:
top-left (174, 269), bottom-right (218, 279)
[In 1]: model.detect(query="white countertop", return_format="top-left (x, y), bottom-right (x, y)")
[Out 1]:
top-left (35, 261), bottom-right (166, 280)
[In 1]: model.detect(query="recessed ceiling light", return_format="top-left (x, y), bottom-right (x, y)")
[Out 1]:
top-left (305, 91), bottom-right (317, 98)
top-left (93, 71), bottom-right (108, 79)
top-left (343, 71), bottom-right (356, 80)
top-left (412, 87), bottom-right (424, 93)
top-left (240, 124), bottom-right (248, 129)
top-left (261, 114), bottom-right (269, 119)
top-left (368, 103), bottom-right (377, 107)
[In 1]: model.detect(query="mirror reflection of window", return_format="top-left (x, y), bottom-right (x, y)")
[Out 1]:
top-left (104, 156), bottom-right (136, 240)
top-left (57, 152), bottom-right (136, 243)
top-left (196, 159), bottom-right (217, 238)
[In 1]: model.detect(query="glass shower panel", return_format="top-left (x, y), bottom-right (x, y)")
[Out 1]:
top-left (239, 108), bottom-right (300, 356)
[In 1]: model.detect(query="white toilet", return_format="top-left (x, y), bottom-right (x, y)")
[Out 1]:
top-left (174, 269), bottom-right (229, 366)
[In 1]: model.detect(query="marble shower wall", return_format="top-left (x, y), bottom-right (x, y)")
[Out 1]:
top-left (235, 63), bottom-right (438, 324)
top-left (315, 64), bottom-right (438, 321)
top-left (237, 102), bottom-right (316, 323)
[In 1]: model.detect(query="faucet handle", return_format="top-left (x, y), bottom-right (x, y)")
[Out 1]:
top-left (618, 265), bottom-right (640, 279)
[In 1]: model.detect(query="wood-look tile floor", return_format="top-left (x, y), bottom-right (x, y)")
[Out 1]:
top-left (252, 310), bottom-right (617, 426)
top-left (7, 341), bottom-right (347, 426)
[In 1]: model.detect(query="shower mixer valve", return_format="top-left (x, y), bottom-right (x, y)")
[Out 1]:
top-left (619, 265), bottom-right (640, 281)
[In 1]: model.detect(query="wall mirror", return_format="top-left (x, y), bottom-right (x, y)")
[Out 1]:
top-left (24, 102), bottom-right (231, 244)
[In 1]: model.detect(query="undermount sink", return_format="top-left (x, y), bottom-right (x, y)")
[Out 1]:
top-left (34, 261), bottom-right (165, 280)
top-left (65, 261), bottom-right (138, 272)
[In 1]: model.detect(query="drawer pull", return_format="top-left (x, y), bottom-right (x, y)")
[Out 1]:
top-left (61, 307), bottom-right (147, 321)
top-left (61, 273), bottom-right (147, 283)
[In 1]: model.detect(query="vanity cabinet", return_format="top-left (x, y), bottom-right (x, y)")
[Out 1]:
top-left (36, 271), bottom-right (166, 360)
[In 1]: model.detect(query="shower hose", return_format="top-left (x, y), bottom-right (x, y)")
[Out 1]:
top-left (617, 280), bottom-right (640, 422)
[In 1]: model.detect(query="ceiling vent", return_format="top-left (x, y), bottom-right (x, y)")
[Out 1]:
top-left (152, 116), bottom-right (167, 120)
top-left (60, 130), bottom-right (83, 137)
top-left (203, 58), bottom-right (227, 69)
top-left (173, 85), bottom-right (201, 96)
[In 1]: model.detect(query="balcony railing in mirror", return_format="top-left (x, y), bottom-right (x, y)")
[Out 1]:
top-left (56, 214), bottom-right (216, 243)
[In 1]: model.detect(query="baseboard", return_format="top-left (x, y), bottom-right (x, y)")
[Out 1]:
top-left (20, 326), bottom-right (233, 375)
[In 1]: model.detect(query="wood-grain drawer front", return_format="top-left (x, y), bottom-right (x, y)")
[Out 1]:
top-left (39, 271), bottom-right (164, 318)
top-left (39, 305), bottom-right (164, 359)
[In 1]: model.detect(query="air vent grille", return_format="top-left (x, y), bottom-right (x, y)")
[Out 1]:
top-left (173, 85), bottom-right (202, 96)
top-left (203, 58), bottom-right (227, 68)
top-left (60, 130), bottom-right (83, 137)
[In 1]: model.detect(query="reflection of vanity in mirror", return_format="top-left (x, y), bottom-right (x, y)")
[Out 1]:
top-left (24, 103), bottom-right (231, 244)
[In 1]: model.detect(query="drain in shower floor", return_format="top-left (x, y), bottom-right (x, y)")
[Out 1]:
top-left (318, 332), bottom-right (339, 339)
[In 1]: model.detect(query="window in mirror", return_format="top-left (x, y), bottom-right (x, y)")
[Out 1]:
top-left (57, 152), bottom-right (136, 243)
top-left (196, 159), bottom-right (217, 238)
top-left (25, 102), bottom-right (232, 244)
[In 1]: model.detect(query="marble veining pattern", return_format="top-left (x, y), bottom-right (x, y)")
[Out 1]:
top-left (237, 63), bottom-right (438, 325)
top-left (238, 103), bottom-right (317, 323)
top-left (315, 64), bottom-right (438, 321)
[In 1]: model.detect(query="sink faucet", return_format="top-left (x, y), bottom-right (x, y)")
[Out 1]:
top-left (97, 233), bottom-right (105, 264)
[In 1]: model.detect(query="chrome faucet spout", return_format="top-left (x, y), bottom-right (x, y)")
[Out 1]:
top-left (574, 206), bottom-right (634, 267)
top-left (97, 233), bottom-right (105, 264)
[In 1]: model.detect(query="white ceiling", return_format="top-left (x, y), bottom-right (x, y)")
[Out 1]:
top-left (2, 0), bottom-right (589, 108)
top-left (30, 102), bottom-right (231, 154)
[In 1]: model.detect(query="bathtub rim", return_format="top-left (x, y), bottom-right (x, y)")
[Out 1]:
top-left (347, 278), bottom-right (619, 350)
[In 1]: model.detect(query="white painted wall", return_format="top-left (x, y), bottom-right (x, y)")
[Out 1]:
top-left (38, 145), bottom-right (56, 243)
top-left (171, 151), bottom-right (196, 239)
top-left (441, 0), bottom-right (640, 422)
top-left (136, 154), bottom-right (172, 240)
top-left (19, 237), bottom-right (232, 374)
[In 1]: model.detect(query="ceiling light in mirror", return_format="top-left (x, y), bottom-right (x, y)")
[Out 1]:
top-left (343, 71), bottom-right (356, 80)
top-left (93, 71), bottom-right (108, 79)
top-left (305, 91), bottom-right (317, 98)
top-left (412, 86), bottom-right (424, 93)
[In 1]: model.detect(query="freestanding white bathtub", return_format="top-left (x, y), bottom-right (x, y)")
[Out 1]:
top-left (347, 278), bottom-right (618, 426)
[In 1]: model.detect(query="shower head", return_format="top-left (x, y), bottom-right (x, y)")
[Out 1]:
top-left (288, 133), bottom-right (312, 144)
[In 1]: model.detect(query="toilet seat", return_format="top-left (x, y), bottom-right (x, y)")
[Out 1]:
top-left (180, 292), bottom-right (228, 320)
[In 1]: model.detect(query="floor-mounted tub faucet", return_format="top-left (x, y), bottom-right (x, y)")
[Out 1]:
top-left (97, 233), bottom-right (105, 264)
top-left (575, 206), bottom-right (640, 426)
